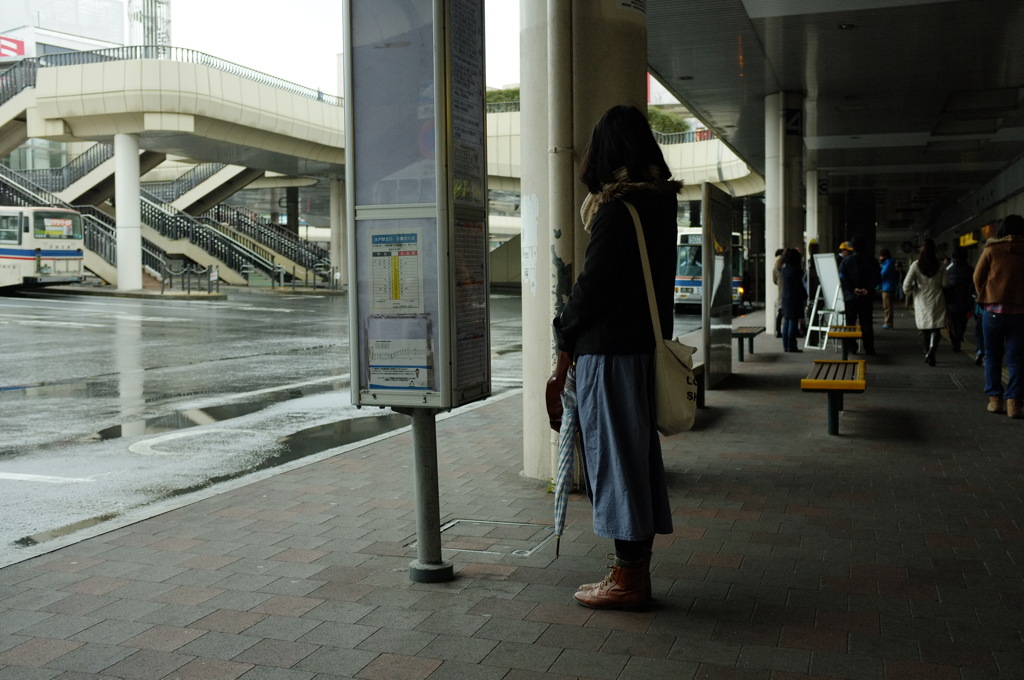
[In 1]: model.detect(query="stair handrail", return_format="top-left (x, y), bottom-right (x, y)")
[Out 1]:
top-left (14, 142), bottom-right (116, 192)
top-left (208, 204), bottom-right (330, 272)
top-left (138, 190), bottom-right (275, 276)
top-left (0, 60), bottom-right (38, 107)
top-left (145, 162), bottom-right (227, 202)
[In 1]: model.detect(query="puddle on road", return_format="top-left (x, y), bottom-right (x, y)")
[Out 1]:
top-left (13, 412), bottom-right (412, 548)
top-left (89, 395), bottom-right (305, 440)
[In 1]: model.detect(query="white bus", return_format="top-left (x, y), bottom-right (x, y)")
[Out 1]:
top-left (0, 206), bottom-right (86, 289)
top-left (674, 227), bottom-right (745, 313)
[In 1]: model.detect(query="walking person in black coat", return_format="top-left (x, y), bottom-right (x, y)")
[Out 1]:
top-left (779, 248), bottom-right (807, 352)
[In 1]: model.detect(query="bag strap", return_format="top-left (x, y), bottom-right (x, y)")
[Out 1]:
top-left (623, 201), bottom-right (663, 343)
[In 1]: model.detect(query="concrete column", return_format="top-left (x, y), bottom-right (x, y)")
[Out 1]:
top-left (329, 177), bottom-right (346, 287)
top-left (114, 133), bottom-right (143, 291)
top-left (520, 0), bottom-right (648, 481)
top-left (520, 0), bottom-right (553, 480)
top-left (763, 92), bottom-right (804, 318)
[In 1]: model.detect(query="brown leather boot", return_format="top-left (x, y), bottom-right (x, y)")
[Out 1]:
top-left (1007, 399), bottom-right (1022, 419)
top-left (988, 396), bottom-right (1004, 414)
top-left (578, 553), bottom-right (653, 600)
top-left (574, 559), bottom-right (650, 610)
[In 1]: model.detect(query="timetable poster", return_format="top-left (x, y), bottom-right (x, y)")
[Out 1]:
top-left (370, 230), bottom-right (425, 313)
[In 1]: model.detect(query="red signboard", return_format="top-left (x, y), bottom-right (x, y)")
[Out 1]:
top-left (0, 36), bottom-right (26, 57)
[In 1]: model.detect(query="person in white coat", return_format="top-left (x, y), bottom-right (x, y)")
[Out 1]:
top-left (903, 238), bottom-right (948, 366)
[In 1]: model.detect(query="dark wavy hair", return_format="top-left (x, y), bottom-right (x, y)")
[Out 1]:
top-left (1000, 214), bottom-right (1024, 237)
top-left (782, 247), bottom-right (802, 269)
top-left (578, 105), bottom-right (672, 193)
top-left (917, 238), bottom-right (940, 277)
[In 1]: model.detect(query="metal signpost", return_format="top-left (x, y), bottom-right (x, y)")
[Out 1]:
top-left (344, 0), bottom-right (489, 582)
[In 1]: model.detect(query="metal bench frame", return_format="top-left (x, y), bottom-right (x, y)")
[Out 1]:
top-left (800, 359), bottom-right (867, 435)
top-left (732, 326), bottom-right (765, 362)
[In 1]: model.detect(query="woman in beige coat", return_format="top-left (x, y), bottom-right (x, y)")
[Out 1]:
top-left (903, 239), bottom-right (948, 366)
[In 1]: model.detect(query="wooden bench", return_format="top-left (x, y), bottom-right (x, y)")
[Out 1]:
top-left (732, 326), bottom-right (765, 362)
top-left (828, 325), bottom-right (862, 359)
top-left (800, 359), bottom-right (867, 435)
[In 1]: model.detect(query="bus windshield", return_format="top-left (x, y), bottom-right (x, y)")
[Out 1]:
top-left (33, 211), bottom-right (83, 239)
top-left (677, 244), bottom-right (702, 277)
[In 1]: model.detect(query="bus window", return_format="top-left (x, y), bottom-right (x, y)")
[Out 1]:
top-left (33, 211), bottom-right (82, 239)
top-left (0, 215), bottom-right (20, 243)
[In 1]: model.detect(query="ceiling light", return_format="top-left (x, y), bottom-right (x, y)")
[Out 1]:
top-left (838, 23), bottom-right (855, 30)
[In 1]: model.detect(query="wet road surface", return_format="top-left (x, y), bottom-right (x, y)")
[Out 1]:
top-left (0, 288), bottom-right (697, 565)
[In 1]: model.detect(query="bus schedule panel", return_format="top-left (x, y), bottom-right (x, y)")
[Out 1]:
top-left (0, 206), bottom-right (85, 289)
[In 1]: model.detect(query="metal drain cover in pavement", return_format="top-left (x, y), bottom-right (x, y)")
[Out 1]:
top-left (407, 520), bottom-right (554, 557)
top-left (871, 371), bottom-right (965, 390)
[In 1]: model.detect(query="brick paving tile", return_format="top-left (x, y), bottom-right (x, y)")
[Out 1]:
top-left (547, 647), bottom-right (629, 679)
top-left (231, 639), bottom-right (320, 669)
top-left (43, 641), bottom-right (137, 673)
top-left (0, 637), bottom-right (82, 666)
top-left (353, 652), bottom-right (441, 680)
top-left (191, 610), bottom-right (268, 634)
top-left (168, 657), bottom-right (255, 680)
top-left (101, 648), bottom-right (194, 679)
top-left (123, 624), bottom-right (206, 652)
top-left (534, 622), bottom-right (609, 651)
top-left (250, 596), bottom-right (324, 618)
top-left (417, 634), bottom-right (498, 664)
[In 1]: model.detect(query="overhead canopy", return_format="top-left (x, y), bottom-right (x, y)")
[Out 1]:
top-left (647, 0), bottom-right (1024, 239)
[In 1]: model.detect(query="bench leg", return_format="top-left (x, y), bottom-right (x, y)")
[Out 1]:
top-left (747, 337), bottom-right (755, 356)
top-left (737, 339), bottom-right (744, 362)
top-left (841, 345), bottom-right (849, 360)
top-left (826, 392), bottom-right (842, 435)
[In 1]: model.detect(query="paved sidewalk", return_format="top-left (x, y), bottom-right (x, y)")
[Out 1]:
top-left (2, 306), bottom-right (1022, 679)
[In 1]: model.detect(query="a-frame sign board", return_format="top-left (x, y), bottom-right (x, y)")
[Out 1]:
top-left (804, 252), bottom-right (845, 350)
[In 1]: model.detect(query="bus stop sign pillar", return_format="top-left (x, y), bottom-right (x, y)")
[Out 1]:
top-left (408, 408), bottom-right (453, 583)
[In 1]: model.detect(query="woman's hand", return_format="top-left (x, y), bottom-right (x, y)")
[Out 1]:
top-left (545, 351), bottom-right (572, 431)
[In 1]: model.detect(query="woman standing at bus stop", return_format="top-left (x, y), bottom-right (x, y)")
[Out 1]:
top-left (779, 247), bottom-right (807, 352)
top-left (546, 105), bottom-right (681, 610)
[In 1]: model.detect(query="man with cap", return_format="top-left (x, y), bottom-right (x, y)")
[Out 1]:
top-left (838, 235), bottom-right (882, 355)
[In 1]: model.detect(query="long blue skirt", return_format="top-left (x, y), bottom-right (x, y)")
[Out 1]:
top-left (575, 354), bottom-right (674, 541)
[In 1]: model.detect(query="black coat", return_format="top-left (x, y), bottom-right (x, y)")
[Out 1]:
top-left (553, 180), bottom-right (681, 357)
top-left (780, 263), bottom-right (807, 319)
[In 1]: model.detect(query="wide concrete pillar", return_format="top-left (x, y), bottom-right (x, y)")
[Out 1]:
top-left (329, 177), bottom-right (346, 287)
top-left (520, 0), bottom-right (648, 481)
top-left (114, 133), bottom-right (143, 291)
top-left (764, 92), bottom-right (804, 318)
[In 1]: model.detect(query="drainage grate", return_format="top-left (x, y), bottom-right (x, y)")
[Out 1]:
top-left (407, 519), bottom-right (554, 557)
top-left (871, 371), bottom-right (965, 391)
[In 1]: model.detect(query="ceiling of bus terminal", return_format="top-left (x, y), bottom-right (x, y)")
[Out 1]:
top-left (647, 0), bottom-right (1024, 237)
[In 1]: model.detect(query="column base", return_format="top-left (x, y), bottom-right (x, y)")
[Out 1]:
top-left (409, 560), bottom-right (454, 583)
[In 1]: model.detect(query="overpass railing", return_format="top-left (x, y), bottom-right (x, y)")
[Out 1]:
top-left (485, 101), bottom-right (715, 144)
top-left (36, 46), bottom-right (343, 106)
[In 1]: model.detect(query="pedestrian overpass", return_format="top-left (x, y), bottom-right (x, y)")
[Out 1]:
top-left (0, 46), bottom-right (763, 288)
